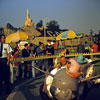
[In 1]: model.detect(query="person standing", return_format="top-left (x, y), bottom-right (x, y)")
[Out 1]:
top-left (84, 41), bottom-right (90, 53)
top-left (22, 43), bottom-right (31, 78)
top-left (91, 41), bottom-right (99, 57)
top-left (77, 41), bottom-right (85, 53)
top-left (46, 40), bottom-right (55, 71)
top-left (13, 48), bottom-right (20, 80)
top-left (0, 34), bottom-right (12, 94)
top-left (96, 40), bottom-right (100, 52)
top-left (91, 41), bottom-right (98, 53)
top-left (36, 42), bottom-right (45, 75)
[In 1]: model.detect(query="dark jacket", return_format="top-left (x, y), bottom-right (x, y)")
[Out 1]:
top-left (77, 44), bottom-right (85, 53)
top-left (22, 48), bottom-right (30, 57)
top-left (22, 48), bottom-right (30, 64)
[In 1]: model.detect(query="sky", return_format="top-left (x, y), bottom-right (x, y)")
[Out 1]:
top-left (0, 0), bottom-right (100, 34)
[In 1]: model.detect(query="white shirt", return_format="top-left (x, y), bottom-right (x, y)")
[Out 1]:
top-left (46, 68), bottom-right (58, 97)
top-left (1, 43), bottom-right (12, 58)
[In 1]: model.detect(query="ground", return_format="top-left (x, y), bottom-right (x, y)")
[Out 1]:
top-left (0, 75), bottom-right (44, 100)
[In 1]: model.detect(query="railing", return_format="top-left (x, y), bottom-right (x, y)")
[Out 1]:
top-left (9, 52), bottom-right (100, 83)
top-left (10, 52), bottom-right (100, 63)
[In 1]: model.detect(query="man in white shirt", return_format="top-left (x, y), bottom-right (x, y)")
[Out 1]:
top-left (0, 34), bottom-right (12, 94)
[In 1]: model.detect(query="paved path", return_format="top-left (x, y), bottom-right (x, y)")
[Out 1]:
top-left (0, 75), bottom-right (44, 100)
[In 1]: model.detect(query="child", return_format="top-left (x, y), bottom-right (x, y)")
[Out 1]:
top-left (13, 48), bottom-right (20, 80)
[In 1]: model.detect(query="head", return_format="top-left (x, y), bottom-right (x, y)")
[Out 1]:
top-left (94, 41), bottom-right (96, 44)
top-left (59, 56), bottom-right (67, 66)
top-left (79, 41), bottom-right (82, 44)
top-left (61, 47), bottom-right (66, 51)
top-left (54, 63), bottom-right (61, 69)
top-left (40, 42), bottom-right (44, 48)
top-left (27, 44), bottom-right (31, 50)
top-left (39, 42), bottom-right (42, 46)
top-left (85, 41), bottom-right (87, 44)
top-left (24, 43), bottom-right (29, 49)
top-left (50, 41), bottom-right (54, 46)
top-left (47, 40), bottom-right (51, 45)
top-left (0, 34), bottom-right (5, 43)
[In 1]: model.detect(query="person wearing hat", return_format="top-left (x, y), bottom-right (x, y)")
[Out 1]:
top-left (66, 58), bottom-right (82, 79)
top-left (75, 54), bottom-right (87, 64)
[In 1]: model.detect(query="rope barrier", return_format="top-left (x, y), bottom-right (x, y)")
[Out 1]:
top-left (31, 65), bottom-right (54, 77)
top-left (79, 75), bottom-right (100, 83)
top-left (10, 52), bottom-right (100, 63)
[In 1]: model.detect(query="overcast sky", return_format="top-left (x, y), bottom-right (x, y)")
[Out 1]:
top-left (0, 0), bottom-right (100, 34)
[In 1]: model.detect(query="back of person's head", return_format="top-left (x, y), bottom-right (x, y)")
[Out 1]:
top-left (47, 39), bottom-right (51, 42)
top-left (85, 41), bottom-right (87, 44)
top-left (24, 43), bottom-right (28, 47)
top-left (40, 42), bottom-right (43, 46)
top-left (39, 42), bottom-right (43, 46)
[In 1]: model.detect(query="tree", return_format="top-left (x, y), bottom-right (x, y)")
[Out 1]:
top-left (90, 29), bottom-right (94, 36)
top-left (99, 30), bottom-right (100, 35)
top-left (46, 20), bottom-right (60, 31)
top-left (36, 20), bottom-right (43, 29)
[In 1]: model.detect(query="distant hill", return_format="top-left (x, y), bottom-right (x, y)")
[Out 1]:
top-left (2, 23), bottom-right (19, 36)
top-left (0, 23), bottom-right (64, 38)
top-left (0, 23), bottom-right (41, 37)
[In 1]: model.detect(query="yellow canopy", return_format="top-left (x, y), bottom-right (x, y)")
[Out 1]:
top-left (6, 31), bottom-right (28, 43)
top-left (56, 30), bottom-right (82, 40)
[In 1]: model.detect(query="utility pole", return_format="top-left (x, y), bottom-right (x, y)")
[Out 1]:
top-left (44, 18), bottom-right (49, 45)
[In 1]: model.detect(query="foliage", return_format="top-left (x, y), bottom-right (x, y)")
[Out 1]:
top-left (3, 23), bottom-right (18, 36)
top-left (90, 29), bottom-right (94, 36)
top-left (46, 20), bottom-right (60, 31)
top-left (36, 20), bottom-right (43, 29)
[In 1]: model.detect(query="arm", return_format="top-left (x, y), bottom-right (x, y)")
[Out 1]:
top-left (66, 70), bottom-right (82, 78)
top-left (7, 52), bottom-right (12, 65)
top-left (7, 44), bottom-right (12, 65)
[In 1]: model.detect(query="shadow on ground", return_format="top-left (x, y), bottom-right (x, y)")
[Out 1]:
top-left (0, 75), bottom-right (44, 100)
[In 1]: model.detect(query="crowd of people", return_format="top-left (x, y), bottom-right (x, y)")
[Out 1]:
top-left (0, 33), bottom-right (100, 96)
top-left (77, 40), bottom-right (100, 54)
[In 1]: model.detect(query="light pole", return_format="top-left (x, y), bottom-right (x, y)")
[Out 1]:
top-left (44, 18), bottom-right (49, 45)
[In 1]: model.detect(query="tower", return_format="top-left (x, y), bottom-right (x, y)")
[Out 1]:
top-left (26, 9), bottom-right (30, 19)
top-left (24, 9), bottom-right (34, 27)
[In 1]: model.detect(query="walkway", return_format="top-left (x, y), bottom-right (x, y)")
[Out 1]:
top-left (0, 75), bottom-right (44, 100)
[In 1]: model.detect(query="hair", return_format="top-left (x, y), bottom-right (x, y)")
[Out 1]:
top-left (85, 41), bottom-right (87, 44)
top-left (47, 39), bottom-right (51, 42)
top-left (24, 43), bottom-right (28, 47)
top-left (14, 48), bottom-right (18, 53)
top-left (60, 56), bottom-right (66, 59)
top-left (40, 43), bottom-right (43, 46)
top-left (59, 56), bottom-right (66, 61)
top-left (79, 41), bottom-right (82, 43)
top-left (39, 42), bottom-right (43, 46)
top-left (0, 34), bottom-right (5, 40)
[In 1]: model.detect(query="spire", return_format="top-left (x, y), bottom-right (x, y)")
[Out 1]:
top-left (27, 9), bottom-right (30, 19)
top-left (24, 9), bottom-right (34, 27)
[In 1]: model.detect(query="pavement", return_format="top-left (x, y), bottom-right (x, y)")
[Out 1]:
top-left (0, 75), bottom-right (44, 100)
